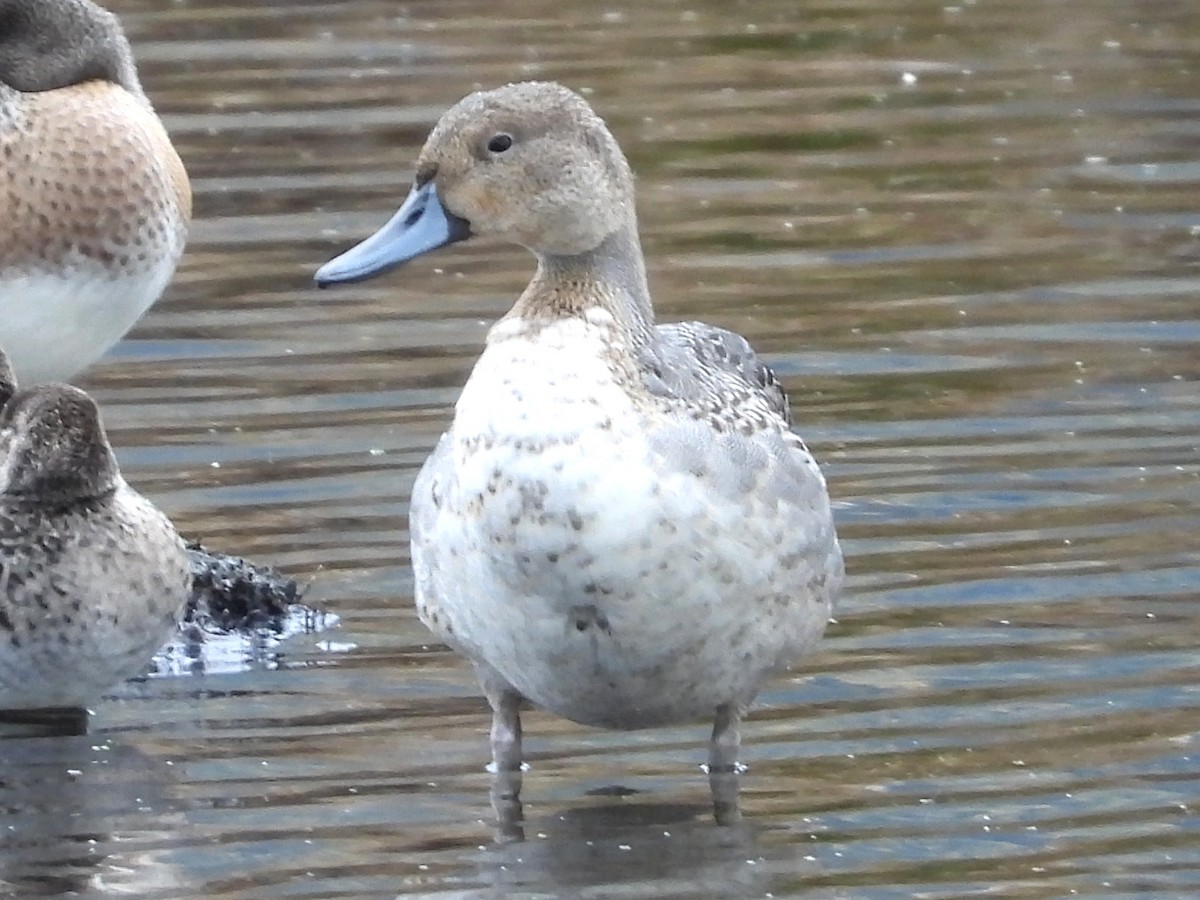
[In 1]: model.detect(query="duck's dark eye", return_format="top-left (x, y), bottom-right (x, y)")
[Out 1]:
top-left (487, 133), bottom-right (514, 153)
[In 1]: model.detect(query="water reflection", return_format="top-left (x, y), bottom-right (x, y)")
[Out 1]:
top-left (480, 789), bottom-right (768, 899)
top-left (490, 768), bottom-right (743, 842)
top-left (0, 734), bottom-right (185, 896)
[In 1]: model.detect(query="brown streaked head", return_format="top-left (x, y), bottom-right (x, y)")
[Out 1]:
top-left (316, 82), bottom-right (637, 286)
top-left (0, 384), bottom-right (120, 502)
top-left (420, 81), bottom-right (635, 256)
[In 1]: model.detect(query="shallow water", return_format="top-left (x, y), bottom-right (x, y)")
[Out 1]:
top-left (4, 0), bottom-right (1200, 896)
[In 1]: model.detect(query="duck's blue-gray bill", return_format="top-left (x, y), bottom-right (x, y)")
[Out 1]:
top-left (315, 182), bottom-right (471, 287)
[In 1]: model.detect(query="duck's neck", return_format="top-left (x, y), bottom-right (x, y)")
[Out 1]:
top-left (513, 222), bottom-right (655, 351)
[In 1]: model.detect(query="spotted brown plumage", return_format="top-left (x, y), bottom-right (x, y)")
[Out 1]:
top-left (0, 0), bottom-right (190, 383)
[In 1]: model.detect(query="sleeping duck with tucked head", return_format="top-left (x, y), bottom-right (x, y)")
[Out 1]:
top-left (0, 348), bottom-right (189, 716)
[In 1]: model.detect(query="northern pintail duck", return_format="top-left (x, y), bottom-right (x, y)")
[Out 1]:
top-left (0, 347), bottom-right (189, 712)
top-left (0, 0), bottom-right (190, 383)
top-left (316, 82), bottom-right (843, 772)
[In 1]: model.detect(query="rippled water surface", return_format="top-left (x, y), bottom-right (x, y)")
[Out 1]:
top-left (5, 0), bottom-right (1200, 896)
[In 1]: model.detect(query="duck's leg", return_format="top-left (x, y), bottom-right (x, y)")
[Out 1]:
top-left (476, 663), bottom-right (525, 771)
top-left (708, 702), bottom-right (742, 773)
top-left (489, 690), bottom-right (523, 772)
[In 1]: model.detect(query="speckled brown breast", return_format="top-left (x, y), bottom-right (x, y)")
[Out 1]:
top-left (0, 79), bottom-right (190, 276)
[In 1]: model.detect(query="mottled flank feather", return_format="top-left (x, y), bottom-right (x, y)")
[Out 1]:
top-left (646, 321), bottom-right (793, 427)
top-left (0, 378), bottom-right (189, 711)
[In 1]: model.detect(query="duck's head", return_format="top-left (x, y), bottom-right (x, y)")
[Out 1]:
top-left (0, 0), bottom-right (141, 95)
top-left (315, 81), bottom-right (636, 287)
top-left (0, 384), bottom-right (119, 502)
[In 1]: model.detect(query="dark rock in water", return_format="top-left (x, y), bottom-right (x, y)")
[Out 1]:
top-left (185, 542), bottom-right (310, 633)
top-left (151, 544), bottom-right (333, 678)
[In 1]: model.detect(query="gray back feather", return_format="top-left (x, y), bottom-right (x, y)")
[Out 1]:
top-left (640, 321), bottom-right (792, 428)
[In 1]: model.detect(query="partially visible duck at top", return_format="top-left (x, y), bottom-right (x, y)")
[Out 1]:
top-left (316, 82), bottom-right (843, 774)
top-left (0, 0), bottom-right (190, 383)
top-left (0, 346), bottom-right (190, 715)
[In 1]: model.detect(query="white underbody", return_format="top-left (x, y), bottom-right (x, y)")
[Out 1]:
top-left (0, 256), bottom-right (177, 384)
top-left (411, 314), bottom-right (839, 730)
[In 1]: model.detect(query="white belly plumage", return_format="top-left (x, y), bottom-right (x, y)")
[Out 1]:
top-left (411, 316), bottom-right (836, 730)
top-left (0, 260), bottom-right (179, 384)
